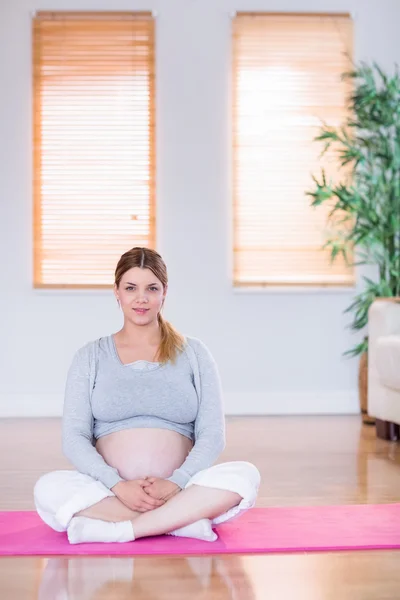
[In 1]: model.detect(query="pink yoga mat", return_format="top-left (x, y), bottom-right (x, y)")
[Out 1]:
top-left (1, 505), bottom-right (400, 556)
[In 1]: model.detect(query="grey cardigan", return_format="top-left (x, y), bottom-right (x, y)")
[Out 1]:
top-left (62, 336), bottom-right (226, 489)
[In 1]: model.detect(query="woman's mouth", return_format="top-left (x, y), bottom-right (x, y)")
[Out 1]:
top-left (133, 308), bottom-right (149, 314)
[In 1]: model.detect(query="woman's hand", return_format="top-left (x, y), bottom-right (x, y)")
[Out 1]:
top-left (142, 478), bottom-right (181, 502)
top-left (111, 479), bottom-right (166, 513)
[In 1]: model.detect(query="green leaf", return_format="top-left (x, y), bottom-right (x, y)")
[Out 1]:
top-left (309, 59), bottom-right (400, 358)
top-left (343, 338), bottom-right (369, 358)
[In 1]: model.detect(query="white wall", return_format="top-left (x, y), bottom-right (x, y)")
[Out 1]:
top-left (1, 0), bottom-right (398, 417)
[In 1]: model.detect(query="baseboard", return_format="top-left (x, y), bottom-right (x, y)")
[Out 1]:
top-left (0, 391), bottom-right (359, 418)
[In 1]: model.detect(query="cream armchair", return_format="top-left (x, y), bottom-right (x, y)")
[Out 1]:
top-left (368, 299), bottom-right (400, 440)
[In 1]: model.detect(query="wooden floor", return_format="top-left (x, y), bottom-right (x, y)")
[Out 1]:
top-left (1, 416), bottom-right (400, 599)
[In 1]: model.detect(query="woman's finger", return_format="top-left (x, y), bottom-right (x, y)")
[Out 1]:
top-left (143, 487), bottom-right (159, 500)
top-left (136, 479), bottom-right (149, 486)
top-left (139, 500), bottom-right (160, 511)
top-left (141, 491), bottom-right (164, 506)
top-left (129, 505), bottom-right (146, 512)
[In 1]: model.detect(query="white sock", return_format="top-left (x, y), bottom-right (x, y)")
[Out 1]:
top-left (67, 517), bottom-right (135, 545)
top-left (167, 519), bottom-right (218, 542)
top-left (67, 516), bottom-right (218, 545)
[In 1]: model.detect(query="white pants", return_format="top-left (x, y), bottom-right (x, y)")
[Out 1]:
top-left (34, 461), bottom-right (261, 533)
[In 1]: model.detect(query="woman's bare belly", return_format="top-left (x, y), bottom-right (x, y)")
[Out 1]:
top-left (96, 428), bottom-right (193, 481)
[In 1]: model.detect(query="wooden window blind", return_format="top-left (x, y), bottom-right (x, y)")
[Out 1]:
top-left (33, 11), bottom-right (155, 288)
top-left (232, 13), bottom-right (354, 287)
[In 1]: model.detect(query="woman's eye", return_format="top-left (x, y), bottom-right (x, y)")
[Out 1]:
top-left (125, 286), bottom-right (158, 291)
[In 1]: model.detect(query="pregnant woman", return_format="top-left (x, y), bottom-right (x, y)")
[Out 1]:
top-left (34, 247), bottom-right (260, 544)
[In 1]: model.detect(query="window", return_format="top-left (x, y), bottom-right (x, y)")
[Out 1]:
top-left (33, 11), bottom-right (155, 288)
top-left (232, 13), bottom-right (354, 287)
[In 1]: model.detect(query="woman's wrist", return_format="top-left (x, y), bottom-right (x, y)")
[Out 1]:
top-left (111, 481), bottom-right (125, 494)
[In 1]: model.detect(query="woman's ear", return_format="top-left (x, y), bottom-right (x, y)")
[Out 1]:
top-left (113, 284), bottom-right (119, 304)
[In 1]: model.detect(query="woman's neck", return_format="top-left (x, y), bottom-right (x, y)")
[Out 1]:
top-left (116, 322), bottom-right (161, 347)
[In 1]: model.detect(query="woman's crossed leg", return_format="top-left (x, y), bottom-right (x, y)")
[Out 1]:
top-left (34, 461), bottom-right (260, 544)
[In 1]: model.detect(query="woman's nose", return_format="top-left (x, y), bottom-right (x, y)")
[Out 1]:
top-left (136, 292), bottom-right (149, 302)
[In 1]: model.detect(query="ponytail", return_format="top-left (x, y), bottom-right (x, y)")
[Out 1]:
top-left (156, 312), bottom-right (186, 364)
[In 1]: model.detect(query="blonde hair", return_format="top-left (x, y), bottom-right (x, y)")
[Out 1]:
top-left (114, 247), bottom-right (186, 364)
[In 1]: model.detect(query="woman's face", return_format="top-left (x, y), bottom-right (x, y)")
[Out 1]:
top-left (115, 267), bottom-right (167, 325)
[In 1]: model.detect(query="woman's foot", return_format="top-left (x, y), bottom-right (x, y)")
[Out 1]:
top-left (67, 517), bottom-right (135, 544)
top-left (168, 519), bottom-right (218, 542)
top-left (67, 516), bottom-right (218, 544)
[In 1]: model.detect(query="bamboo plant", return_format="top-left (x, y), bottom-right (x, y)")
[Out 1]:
top-left (308, 62), bottom-right (400, 357)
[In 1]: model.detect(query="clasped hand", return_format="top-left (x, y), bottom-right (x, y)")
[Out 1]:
top-left (112, 477), bottom-right (180, 513)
